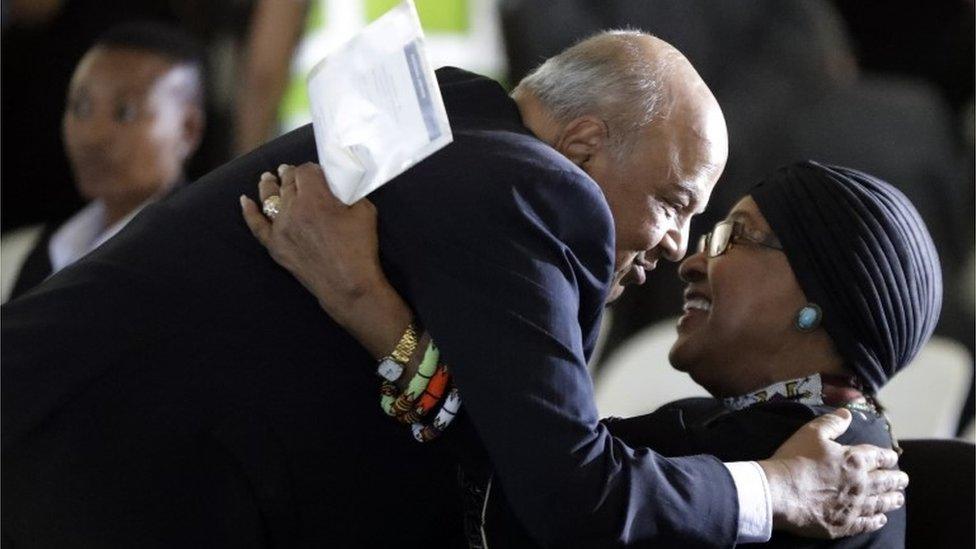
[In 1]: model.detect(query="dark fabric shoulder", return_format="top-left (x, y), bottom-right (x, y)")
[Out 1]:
top-left (604, 399), bottom-right (821, 460)
top-left (686, 401), bottom-right (898, 461)
top-left (606, 400), bottom-right (904, 547)
top-left (435, 66), bottom-right (524, 126)
top-left (371, 124), bottom-right (615, 340)
top-left (375, 127), bottom-right (613, 264)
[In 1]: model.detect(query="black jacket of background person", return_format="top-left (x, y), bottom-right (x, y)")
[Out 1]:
top-left (9, 182), bottom-right (189, 301)
top-left (488, 399), bottom-right (905, 547)
top-left (1, 68), bottom-right (739, 547)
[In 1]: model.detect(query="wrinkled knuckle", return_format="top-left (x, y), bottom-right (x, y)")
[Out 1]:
top-left (300, 162), bottom-right (325, 181)
top-left (845, 451), bottom-right (866, 470)
top-left (846, 520), bottom-right (865, 536)
top-left (880, 474), bottom-right (898, 493)
top-left (821, 415), bottom-right (843, 428)
top-left (804, 420), bottom-right (825, 435)
top-left (829, 502), bottom-right (853, 525)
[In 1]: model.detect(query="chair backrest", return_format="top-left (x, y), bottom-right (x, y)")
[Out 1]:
top-left (898, 439), bottom-right (975, 548)
top-left (593, 317), bottom-right (706, 418)
top-left (0, 224), bottom-right (43, 303)
top-left (877, 336), bottom-right (973, 439)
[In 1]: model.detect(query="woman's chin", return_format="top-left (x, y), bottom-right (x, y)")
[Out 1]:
top-left (670, 340), bottom-right (721, 396)
top-left (668, 340), bottom-right (693, 373)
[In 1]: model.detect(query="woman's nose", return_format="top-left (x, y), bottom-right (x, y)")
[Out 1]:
top-left (678, 248), bottom-right (707, 283)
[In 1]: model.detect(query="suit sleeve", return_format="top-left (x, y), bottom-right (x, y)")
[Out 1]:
top-left (378, 169), bottom-right (739, 547)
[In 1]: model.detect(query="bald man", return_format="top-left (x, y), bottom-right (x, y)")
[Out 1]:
top-left (2, 31), bottom-right (904, 547)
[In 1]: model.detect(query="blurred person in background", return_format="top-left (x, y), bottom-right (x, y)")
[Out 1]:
top-left (233, 0), bottom-right (308, 155)
top-left (233, 0), bottom-right (506, 155)
top-left (5, 22), bottom-right (206, 301)
top-left (0, 0), bottom-right (248, 234)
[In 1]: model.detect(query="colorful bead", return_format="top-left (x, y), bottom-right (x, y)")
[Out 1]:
top-left (397, 363), bottom-right (451, 424)
top-left (381, 341), bottom-right (439, 417)
top-left (412, 387), bottom-right (462, 443)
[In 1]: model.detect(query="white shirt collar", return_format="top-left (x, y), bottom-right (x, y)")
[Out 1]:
top-left (47, 199), bottom-right (149, 274)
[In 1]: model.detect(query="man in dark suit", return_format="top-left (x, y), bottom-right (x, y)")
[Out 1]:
top-left (2, 31), bottom-right (904, 547)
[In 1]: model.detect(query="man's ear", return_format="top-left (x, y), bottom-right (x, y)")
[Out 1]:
top-left (180, 104), bottom-right (205, 161)
top-left (554, 115), bottom-right (608, 167)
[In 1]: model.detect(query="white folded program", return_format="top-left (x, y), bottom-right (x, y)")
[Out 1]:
top-left (306, 0), bottom-right (453, 205)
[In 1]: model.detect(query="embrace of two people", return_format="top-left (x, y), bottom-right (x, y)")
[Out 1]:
top-left (3, 31), bottom-right (937, 547)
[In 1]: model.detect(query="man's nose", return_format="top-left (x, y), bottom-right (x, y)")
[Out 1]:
top-left (659, 221), bottom-right (690, 263)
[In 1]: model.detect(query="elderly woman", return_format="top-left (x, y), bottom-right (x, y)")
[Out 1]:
top-left (243, 161), bottom-right (939, 547)
top-left (593, 161), bottom-right (940, 548)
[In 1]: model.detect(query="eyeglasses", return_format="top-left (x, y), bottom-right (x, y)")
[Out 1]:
top-left (697, 220), bottom-right (783, 258)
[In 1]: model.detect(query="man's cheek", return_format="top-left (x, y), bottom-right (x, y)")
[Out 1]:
top-left (614, 249), bottom-right (638, 271)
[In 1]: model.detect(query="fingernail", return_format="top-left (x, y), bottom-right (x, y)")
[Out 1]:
top-left (277, 164), bottom-right (290, 176)
top-left (260, 171), bottom-right (275, 180)
top-left (239, 195), bottom-right (248, 208)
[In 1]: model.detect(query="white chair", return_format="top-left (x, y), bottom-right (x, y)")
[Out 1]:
top-left (0, 224), bottom-right (43, 303)
top-left (586, 309), bottom-right (613, 376)
top-left (961, 420), bottom-right (976, 443)
top-left (593, 316), bottom-right (706, 418)
top-left (877, 336), bottom-right (972, 439)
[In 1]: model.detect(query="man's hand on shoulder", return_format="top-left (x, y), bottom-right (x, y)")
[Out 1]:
top-left (759, 408), bottom-right (907, 539)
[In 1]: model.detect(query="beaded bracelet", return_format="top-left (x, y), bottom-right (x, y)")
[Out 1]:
top-left (412, 387), bottom-right (463, 443)
top-left (396, 363), bottom-right (451, 425)
top-left (381, 341), bottom-right (439, 417)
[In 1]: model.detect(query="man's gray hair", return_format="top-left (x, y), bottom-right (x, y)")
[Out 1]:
top-left (512, 30), bottom-right (677, 158)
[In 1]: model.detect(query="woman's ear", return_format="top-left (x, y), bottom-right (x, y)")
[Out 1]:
top-left (554, 115), bottom-right (608, 167)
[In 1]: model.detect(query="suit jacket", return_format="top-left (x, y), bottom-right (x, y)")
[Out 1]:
top-left (2, 68), bottom-right (738, 547)
top-left (484, 399), bottom-right (906, 547)
top-left (10, 182), bottom-right (190, 301)
top-left (607, 399), bottom-right (905, 548)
